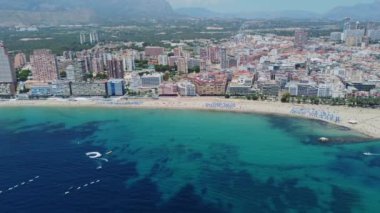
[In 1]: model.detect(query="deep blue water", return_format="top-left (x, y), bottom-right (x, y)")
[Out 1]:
top-left (0, 116), bottom-right (226, 213)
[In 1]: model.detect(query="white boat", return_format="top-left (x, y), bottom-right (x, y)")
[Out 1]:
top-left (319, 137), bottom-right (329, 142)
top-left (348, 120), bottom-right (358, 124)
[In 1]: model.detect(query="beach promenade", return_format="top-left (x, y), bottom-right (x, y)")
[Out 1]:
top-left (1, 97), bottom-right (379, 138)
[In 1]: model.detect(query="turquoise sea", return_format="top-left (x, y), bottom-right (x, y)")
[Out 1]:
top-left (0, 107), bottom-right (379, 213)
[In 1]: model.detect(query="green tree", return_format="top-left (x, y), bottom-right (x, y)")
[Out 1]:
top-left (17, 69), bottom-right (31, 82)
top-left (163, 72), bottom-right (170, 81)
top-left (251, 94), bottom-right (259, 101)
top-left (84, 73), bottom-right (94, 81)
top-left (60, 71), bottom-right (67, 79)
top-left (95, 72), bottom-right (108, 80)
top-left (188, 66), bottom-right (200, 73)
top-left (281, 93), bottom-right (290, 103)
top-left (155, 65), bottom-right (170, 72)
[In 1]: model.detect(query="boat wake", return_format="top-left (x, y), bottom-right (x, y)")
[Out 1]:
top-left (86, 152), bottom-right (109, 169)
top-left (363, 152), bottom-right (380, 156)
top-left (64, 179), bottom-right (101, 196)
top-left (86, 152), bottom-right (102, 159)
top-left (0, 176), bottom-right (40, 195)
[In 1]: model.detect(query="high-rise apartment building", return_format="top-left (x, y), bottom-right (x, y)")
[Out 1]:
top-left (173, 46), bottom-right (183, 57)
top-left (0, 42), bottom-right (16, 83)
top-left (145, 46), bottom-right (164, 58)
top-left (80, 31), bottom-right (99, 45)
top-left (208, 46), bottom-right (220, 63)
top-left (80, 32), bottom-right (86, 45)
top-left (220, 47), bottom-right (228, 70)
top-left (294, 29), bottom-right (308, 50)
top-left (106, 57), bottom-right (124, 79)
top-left (158, 55), bottom-right (168, 66)
top-left (66, 60), bottom-right (86, 82)
top-left (89, 31), bottom-right (99, 44)
top-left (30, 49), bottom-right (58, 82)
top-left (177, 58), bottom-right (188, 74)
top-left (123, 56), bottom-right (136, 71)
top-left (0, 42), bottom-right (16, 96)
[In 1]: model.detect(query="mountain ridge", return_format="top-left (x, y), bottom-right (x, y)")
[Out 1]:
top-left (1, 0), bottom-right (380, 26)
top-left (176, 1), bottom-right (380, 21)
top-left (0, 0), bottom-right (175, 26)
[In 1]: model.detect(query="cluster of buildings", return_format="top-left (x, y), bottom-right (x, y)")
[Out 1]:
top-left (28, 79), bottom-right (125, 98)
top-left (79, 31), bottom-right (99, 45)
top-left (330, 18), bottom-right (380, 47)
top-left (1, 19), bottom-right (380, 100)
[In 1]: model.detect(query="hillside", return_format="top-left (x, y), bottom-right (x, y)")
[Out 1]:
top-left (0, 0), bottom-right (175, 26)
top-left (325, 1), bottom-right (380, 20)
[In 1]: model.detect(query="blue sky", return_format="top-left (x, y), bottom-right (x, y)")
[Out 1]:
top-left (167, 0), bottom-right (375, 13)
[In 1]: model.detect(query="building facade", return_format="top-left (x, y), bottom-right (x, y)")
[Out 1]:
top-left (159, 83), bottom-right (178, 96)
top-left (220, 47), bottom-right (228, 70)
top-left (177, 58), bottom-right (188, 74)
top-left (178, 81), bottom-right (196, 96)
top-left (141, 73), bottom-right (162, 88)
top-left (14, 53), bottom-right (27, 69)
top-left (295, 29), bottom-right (308, 49)
top-left (71, 82), bottom-right (107, 96)
top-left (145, 46), bottom-right (164, 58)
top-left (30, 49), bottom-right (58, 82)
top-left (0, 42), bottom-right (16, 96)
top-left (192, 72), bottom-right (227, 96)
top-left (107, 79), bottom-right (126, 96)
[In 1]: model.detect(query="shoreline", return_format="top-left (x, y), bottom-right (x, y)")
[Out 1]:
top-left (1, 97), bottom-right (379, 139)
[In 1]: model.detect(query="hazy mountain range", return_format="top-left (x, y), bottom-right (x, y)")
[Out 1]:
top-left (0, 0), bottom-right (175, 26)
top-left (176, 8), bottom-right (321, 20)
top-left (177, 1), bottom-right (380, 20)
top-left (0, 0), bottom-right (380, 26)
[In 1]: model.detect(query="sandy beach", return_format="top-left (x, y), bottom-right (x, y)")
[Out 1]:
top-left (1, 97), bottom-right (379, 139)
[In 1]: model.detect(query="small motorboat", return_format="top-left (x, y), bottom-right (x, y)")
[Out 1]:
top-left (319, 137), bottom-right (329, 142)
top-left (105, 151), bottom-right (113, 155)
top-left (86, 152), bottom-right (102, 159)
top-left (348, 120), bottom-right (358, 124)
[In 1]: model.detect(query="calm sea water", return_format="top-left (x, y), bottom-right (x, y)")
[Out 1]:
top-left (0, 107), bottom-right (379, 213)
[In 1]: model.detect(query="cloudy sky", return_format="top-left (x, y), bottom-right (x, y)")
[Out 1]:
top-left (167, 0), bottom-right (375, 13)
